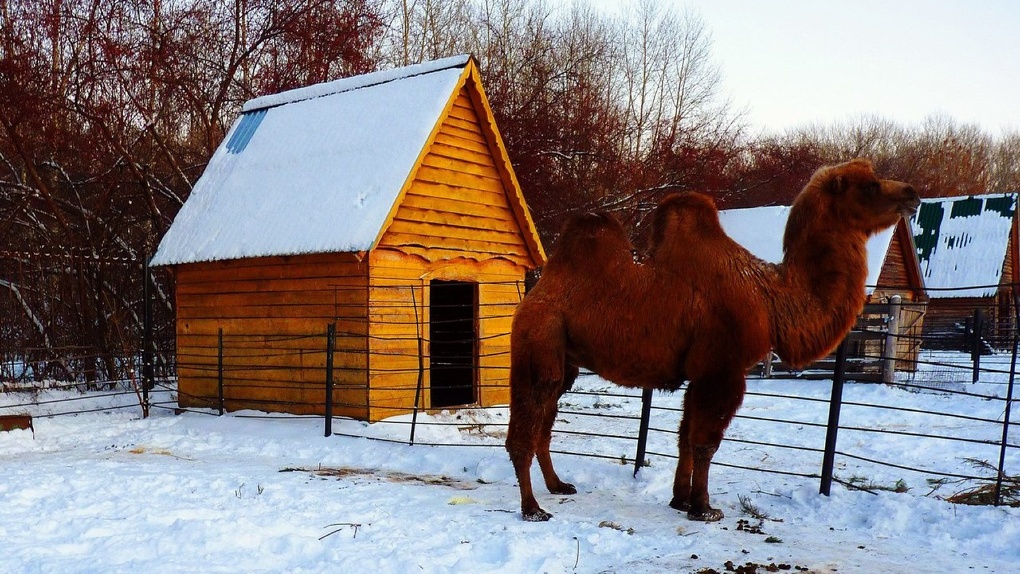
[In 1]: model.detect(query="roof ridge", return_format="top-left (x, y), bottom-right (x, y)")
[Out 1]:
top-left (921, 192), bottom-right (1018, 202)
top-left (242, 54), bottom-right (471, 113)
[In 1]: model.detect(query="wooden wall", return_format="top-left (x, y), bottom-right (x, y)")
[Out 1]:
top-left (850, 221), bottom-right (926, 371)
top-left (174, 252), bottom-right (369, 418)
top-left (174, 248), bottom-right (526, 422)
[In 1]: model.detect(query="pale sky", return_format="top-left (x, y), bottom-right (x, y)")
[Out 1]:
top-left (601, 0), bottom-right (1020, 136)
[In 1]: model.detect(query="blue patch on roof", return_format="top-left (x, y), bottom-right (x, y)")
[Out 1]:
top-left (225, 109), bottom-right (267, 154)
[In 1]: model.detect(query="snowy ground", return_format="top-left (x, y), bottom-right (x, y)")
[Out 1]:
top-left (1, 357), bottom-right (1018, 573)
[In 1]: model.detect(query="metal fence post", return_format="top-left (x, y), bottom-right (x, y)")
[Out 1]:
top-left (410, 285), bottom-right (424, 446)
top-left (142, 254), bottom-right (154, 414)
top-left (820, 337), bottom-right (849, 496)
top-left (972, 309), bottom-right (984, 383)
top-left (994, 297), bottom-right (1019, 505)
top-left (633, 388), bottom-right (653, 477)
top-left (883, 295), bottom-right (901, 384)
top-left (217, 328), bottom-right (225, 415)
top-left (325, 322), bottom-right (335, 437)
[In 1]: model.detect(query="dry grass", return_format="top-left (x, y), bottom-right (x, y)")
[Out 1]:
top-left (946, 459), bottom-right (1020, 507)
top-left (280, 465), bottom-right (479, 490)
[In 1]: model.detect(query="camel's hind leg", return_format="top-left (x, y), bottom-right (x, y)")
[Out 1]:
top-left (671, 372), bottom-right (746, 521)
top-left (536, 364), bottom-right (578, 496)
top-left (506, 392), bottom-right (546, 520)
top-left (506, 433), bottom-right (545, 521)
top-left (506, 377), bottom-right (547, 521)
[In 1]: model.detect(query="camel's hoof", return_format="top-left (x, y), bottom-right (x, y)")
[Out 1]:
top-left (668, 498), bottom-right (690, 512)
top-left (550, 482), bottom-right (576, 495)
top-left (687, 507), bottom-right (724, 522)
top-left (522, 507), bottom-right (553, 522)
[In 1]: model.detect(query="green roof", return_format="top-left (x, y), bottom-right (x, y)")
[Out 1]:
top-left (911, 193), bottom-right (1017, 298)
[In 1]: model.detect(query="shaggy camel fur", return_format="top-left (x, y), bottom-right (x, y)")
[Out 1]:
top-left (506, 159), bottom-right (920, 522)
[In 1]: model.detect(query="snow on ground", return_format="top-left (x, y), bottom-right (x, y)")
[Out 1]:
top-left (1, 359), bottom-right (1018, 573)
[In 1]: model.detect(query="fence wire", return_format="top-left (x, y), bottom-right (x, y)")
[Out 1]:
top-left (3, 281), bottom-right (1019, 507)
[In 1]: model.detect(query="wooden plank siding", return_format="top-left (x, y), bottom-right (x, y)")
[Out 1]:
top-left (476, 280), bottom-right (523, 407)
top-left (379, 88), bottom-right (531, 266)
top-left (1003, 219), bottom-right (1015, 287)
top-left (865, 221), bottom-right (927, 370)
top-left (366, 255), bottom-right (425, 421)
top-left (367, 250), bottom-right (525, 420)
top-left (872, 222), bottom-right (925, 304)
top-left (174, 253), bottom-right (371, 419)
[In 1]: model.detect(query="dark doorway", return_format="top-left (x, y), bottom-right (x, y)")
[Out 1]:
top-left (429, 280), bottom-right (477, 408)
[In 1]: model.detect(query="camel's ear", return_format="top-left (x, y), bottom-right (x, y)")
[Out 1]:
top-left (827, 174), bottom-right (848, 195)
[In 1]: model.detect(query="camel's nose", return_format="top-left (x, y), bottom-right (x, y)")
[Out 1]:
top-left (900, 184), bottom-right (921, 216)
top-left (904, 185), bottom-right (920, 207)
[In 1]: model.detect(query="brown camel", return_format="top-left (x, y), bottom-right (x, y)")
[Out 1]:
top-left (505, 159), bottom-right (920, 522)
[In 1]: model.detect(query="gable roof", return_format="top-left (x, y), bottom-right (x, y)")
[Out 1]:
top-left (151, 55), bottom-right (544, 267)
top-left (911, 193), bottom-right (1018, 298)
top-left (717, 205), bottom-right (898, 296)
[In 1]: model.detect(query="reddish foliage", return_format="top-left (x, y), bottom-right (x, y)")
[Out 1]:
top-left (0, 0), bottom-right (384, 370)
top-left (723, 141), bottom-right (825, 209)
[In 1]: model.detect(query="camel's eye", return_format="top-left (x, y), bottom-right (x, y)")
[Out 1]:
top-left (863, 181), bottom-right (880, 197)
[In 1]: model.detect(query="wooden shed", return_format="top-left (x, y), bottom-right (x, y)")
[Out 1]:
top-left (718, 205), bottom-right (927, 373)
top-left (150, 55), bottom-right (545, 421)
top-left (911, 193), bottom-right (1019, 348)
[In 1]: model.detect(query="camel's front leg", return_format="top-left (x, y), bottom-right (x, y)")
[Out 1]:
top-left (688, 444), bottom-right (722, 521)
top-left (669, 414), bottom-right (693, 511)
top-left (675, 374), bottom-right (746, 522)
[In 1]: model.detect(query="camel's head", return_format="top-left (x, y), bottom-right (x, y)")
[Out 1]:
top-left (792, 159), bottom-right (920, 238)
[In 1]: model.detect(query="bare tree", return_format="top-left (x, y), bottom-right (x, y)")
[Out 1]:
top-left (989, 130), bottom-right (1020, 193)
top-left (0, 0), bottom-right (384, 384)
top-left (380, 0), bottom-right (473, 66)
top-left (616, 1), bottom-right (730, 159)
top-left (733, 114), bottom-right (1013, 208)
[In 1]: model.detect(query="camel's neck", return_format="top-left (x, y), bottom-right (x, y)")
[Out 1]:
top-left (769, 224), bottom-right (871, 369)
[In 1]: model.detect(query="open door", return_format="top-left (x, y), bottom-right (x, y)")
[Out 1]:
top-left (429, 280), bottom-right (478, 408)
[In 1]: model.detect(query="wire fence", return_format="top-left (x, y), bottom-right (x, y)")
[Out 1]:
top-left (2, 281), bottom-right (1018, 507)
top-left (0, 251), bottom-right (176, 387)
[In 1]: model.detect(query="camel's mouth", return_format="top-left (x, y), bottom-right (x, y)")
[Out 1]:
top-left (898, 192), bottom-right (921, 218)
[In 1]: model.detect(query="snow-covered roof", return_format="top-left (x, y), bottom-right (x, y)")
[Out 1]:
top-left (151, 56), bottom-right (473, 266)
top-left (911, 193), bottom-right (1017, 298)
top-left (718, 205), bottom-right (897, 295)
